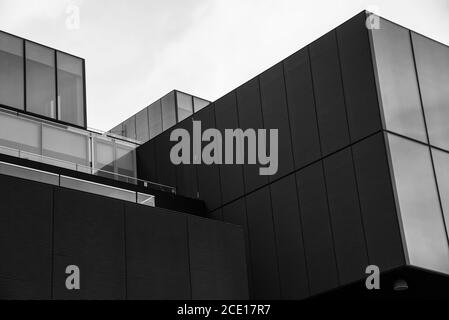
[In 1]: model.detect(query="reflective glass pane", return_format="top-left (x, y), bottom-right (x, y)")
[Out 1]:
top-left (177, 91), bottom-right (193, 121)
top-left (26, 42), bottom-right (56, 119)
top-left (110, 123), bottom-right (123, 137)
top-left (116, 141), bottom-right (136, 180)
top-left (57, 52), bottom-right (84, 127)
top-left (387, 134), bottom-right (449, 274)
top-left (93, 137), bottom-right (114, 174)
top-left (148, 101), bottom-right (162, 139)
top-left (193, 97), bottom-right (209, 112)
top-left (412, 32), bottom-right (449, 150)
top-left (42, 125), bottom-right (89, 166)
top-left (371, 19), bottom-right (426, 142)
top-left (431, 148), bottom-right (449, 240)
top-left (0, 112), bottom-right (40, 154)
top-left (0, 32), bottom-right (24, 109)
top-left (161, 91), bottom-right (176, 130)
top-left (135, 108), bottom-right (149, 142)
top-left (122, 116), bottom-right (136, 140)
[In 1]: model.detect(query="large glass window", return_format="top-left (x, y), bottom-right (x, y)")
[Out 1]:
top-left (161, 91), bottom-right (176, 130)
top-left (135, 108), bottom-right (149, 142)
top-left (387, 134), bottom-right (449, 274)
top-left (57, 52), bottom-right (84, 127)
top-left (193, 97), bottom-right (209, 112)
top-left (26, 42), bottom-right (56, 119)
top-left (122, 116), bottom-right (136, 140)
top-left (412, 32), bottom-right (449, 151)
top-left (431, 148), bottom-right (449, 240)
top-left (0, 32), bottom-right (24, 109)
top-left (148, 100), bottom-right (162, 139)
top-left (371, 19), bottom-right (427, 142)
top-left (42, 125), bottom-right (89, 166)
top-left (177, 91), bottom-right (193, 121)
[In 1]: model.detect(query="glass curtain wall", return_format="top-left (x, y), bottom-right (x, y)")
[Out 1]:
top-left (0, 32), bottom-right (24, 109)
top-left (57, 52), bottom-right (84, 127)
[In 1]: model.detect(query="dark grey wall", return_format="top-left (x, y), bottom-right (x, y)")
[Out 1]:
top-left (136, 11), bottom-right (406, 299)
top-left (0, 175), bottom-right (248, 300)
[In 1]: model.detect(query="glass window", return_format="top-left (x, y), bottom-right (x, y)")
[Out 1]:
top-left (0, 32), bottom-right (24, 109)
top-left (115, 141), bottom-right (136, 179)
top-left (431, 148), bottom-right (449, 240)
top-left (0, 112), bottom-right (40, 154)
top-left (370, 19), bottom-right (427, 142)
top-left (42, 125), bottom-right (89, 166)
top-left (193, 97), bottom-right (209, 112)
top-left (123, 116), bottom-right (136, 140)
top-left (148, 100), bottom-right (162, 139)
top-left (135, 108), bottom-right (149, 142)
top-left (26, 42), bottom-right (56, 119)
top-left (387, 133), bottom-right (449, 274)
top-left (177, 91), bottom-right (193, 121)
top-left (161, 91), bottom-right (176, 130)
top-left (110, 123), bottom-right (123, 137)
top-left (412, 32), bottom-right (449, 150)
top-left (57, 52), bottom-right (84, 127)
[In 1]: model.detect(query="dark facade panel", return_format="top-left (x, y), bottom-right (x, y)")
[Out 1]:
top-left (215, 92), bottom-right (245, 204)
top-left (337, 11), bottom-right (381, 142)
top-left (270, 174), bottom-right (309, 299)
top-left (53, 188), bottom-right (126, 299)
top-left (309, 30), bottom-right (350, 156)
top-left (125, 204), bottom-right (191, 300)
top-left (259, 63), bottom-right (294, 181)
top-left (174, 119), bottom-right (198, 199)
top-left (154, 130), bottom-right (177, 188)
top-left (194, 106), bottom-right (222, 211)
top-left (323, 148), bottom-right (369, 285)
top-left (0, 175), bottom-right (53, 299)
top-left (245, 187), bottom-right (281, 299)
top-left (236, 78), bottom-right (269, 193)
top-left (188, 216), bottom-right (249, 300)
top-left (296, 162), bottom-right (339, 295)
top-left (352, 133), bottom-right (405, 271)
top-left (136, 138), bottom-right (158, 183)
top-left (222, 198), bottom-right (253, 297)
top-left (283, 48), bottom-right (322, 169)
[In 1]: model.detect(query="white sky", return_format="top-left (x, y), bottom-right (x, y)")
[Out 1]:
top-left (0, 0), bottom-right (448, 130)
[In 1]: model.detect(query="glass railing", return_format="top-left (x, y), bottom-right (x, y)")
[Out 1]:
top-left (0, 107), bottom-right (176, 194)
top-left (0, 161), bottom-right (156, 207)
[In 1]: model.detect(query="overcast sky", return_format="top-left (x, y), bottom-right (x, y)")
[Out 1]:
top-left (0, 0), bottom-right (448, 130)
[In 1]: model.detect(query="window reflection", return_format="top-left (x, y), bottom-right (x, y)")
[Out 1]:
top-left (148, 100), bottom-right (162, 139)
top-left (412, 32), bottom-right (449, 150)
top-left (57, 52), bottom-right (84, 127)
top-left (387, 134), bottom-right (449, 274)
top-left (193, 97), bottom-right (209, 112)
top-left (177, 91), bottom-right (193, 121)
top-left (371, 18), bottom-right (427, 142)
top-left (161, 91), bottom-right (176, 130)
top-left (0, 32), bottom-right (24, 109)
top-left (135, 108), bottom-right (149, 141)
top-left (123, 116), bottom-right (136, 140)
top-left (26, 42), bottom-right (56, 119)
top-left (431, 148), bottom-right (449, 241)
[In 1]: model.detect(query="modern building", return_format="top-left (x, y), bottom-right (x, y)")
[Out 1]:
top-left (109, 90), bottom-right (210, 142)
top-left (1, 10), bottom-right (449, 300)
